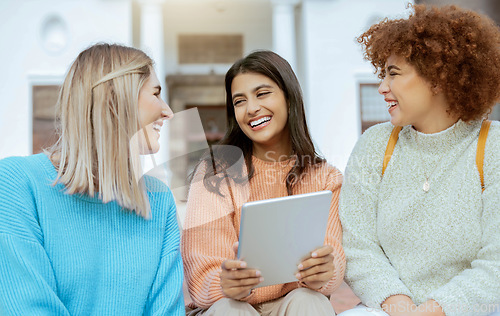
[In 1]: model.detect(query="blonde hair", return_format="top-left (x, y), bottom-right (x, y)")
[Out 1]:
top-left (47, 43), bottom-right (154, 218)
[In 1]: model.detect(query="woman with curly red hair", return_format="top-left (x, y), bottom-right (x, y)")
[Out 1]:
top-left (339, 4), bottom-right (500, 316)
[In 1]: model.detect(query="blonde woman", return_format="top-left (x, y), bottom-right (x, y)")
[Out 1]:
top-left (0, 43), bottom-right (184, 315)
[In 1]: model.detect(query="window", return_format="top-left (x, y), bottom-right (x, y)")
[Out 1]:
top-left (178, 34), bottom-right (243, 64)
top-left (32, 85), bottom-right (60, 153)
top-left (358, 82), bottom-right (499, 134)
top-left (489, 104), bottom-right (500, 121)
top-left (359, 83), bottom-right (390, 133)
top-left (185, 104), bottom-right (226, 145)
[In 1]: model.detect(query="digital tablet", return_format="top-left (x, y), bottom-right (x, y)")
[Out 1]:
top-left (237, 190), bottom-right (332, 288)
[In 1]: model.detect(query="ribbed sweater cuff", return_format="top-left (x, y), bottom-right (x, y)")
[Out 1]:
top-left (427, 292), bottom-right (481, 316)
top-left (326, 250), bottom-right (345, 294)
top-left (310, 249), bottom-right (344, 296)
top-left (356, 284), bottom-right (413, 310)
top-left (297, 262), bottom-right (341, 295)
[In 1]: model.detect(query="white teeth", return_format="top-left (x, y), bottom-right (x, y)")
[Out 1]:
top-left (387, 101), bottom-right (398, 108)
top-left (152, 123), bottom-right (161, 132)
top-left (250, 116), bottom-right (271, 127)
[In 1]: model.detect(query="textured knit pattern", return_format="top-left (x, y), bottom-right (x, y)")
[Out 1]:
top-left (0, 153), bottom-right (185, 316)
top-left (182, 156), bottom-right (345, 309)
top-left (339, 120), bottom-right (500, 316)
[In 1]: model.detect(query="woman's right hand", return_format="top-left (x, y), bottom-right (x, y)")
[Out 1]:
top-left (220, 242), bottom-right (263, 300)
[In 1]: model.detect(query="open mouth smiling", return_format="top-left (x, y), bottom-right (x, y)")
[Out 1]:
top-left (387, 101), bottom-right (398, 109)
top-left (249, 116), bottom-right (272, 129)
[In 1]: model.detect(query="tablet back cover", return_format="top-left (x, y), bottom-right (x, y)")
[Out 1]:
top-left (237, 190), bottom-right (332, 288)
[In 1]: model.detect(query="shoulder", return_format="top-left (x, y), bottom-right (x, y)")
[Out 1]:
top-left (485, 120), bottom-right (500, 150)
top-left (144, 176), bottom-right (178, 229)
top-left (484, 120), bottom-right (500, 166)
top-left (310, 161), bottom-right (342, 179)
top-left (1, 152), bottom-right (52, 173)
top-left (142, 175), bottom-right (175, 206)
top-left (0, 155), bottom-right (45, 241)
top-left (0, 155), bottom-right (44, 186)
top-left (0, 156), bottom-right (29, 199)
top-left (0, 155), bottom-right (28, 173)
top-left (306, 161), bottom-right (343, 191)
top-left (143, 174), bottom-right (171, 194)
top-left (354, 122), bottom-right (396, 154)
top-left (344, 122), bottom-right (398, 181)
top-left (346, 122), bottom-right (396, 168)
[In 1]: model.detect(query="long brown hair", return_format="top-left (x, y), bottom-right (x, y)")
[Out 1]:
top-left (203, 50), bottom-right (324, 195)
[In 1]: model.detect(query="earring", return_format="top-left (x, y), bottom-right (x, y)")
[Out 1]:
top-left (431, 84), bottom-right (440, 95)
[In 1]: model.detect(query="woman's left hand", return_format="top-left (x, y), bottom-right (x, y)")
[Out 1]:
top-left (296, 245), bottom-right (335, 290)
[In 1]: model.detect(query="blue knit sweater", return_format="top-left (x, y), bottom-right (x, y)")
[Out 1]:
top-left (0, 153), bottom-right (184, 315)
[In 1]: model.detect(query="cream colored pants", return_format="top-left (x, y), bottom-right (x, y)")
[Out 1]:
top-left (187, 288), bottom-right (336, 316)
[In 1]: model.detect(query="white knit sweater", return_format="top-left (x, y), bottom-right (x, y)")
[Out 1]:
top-left (339, 120), bottom-right (500, 316)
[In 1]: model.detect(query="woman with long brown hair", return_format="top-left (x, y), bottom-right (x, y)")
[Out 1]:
top-left (182, 50), bottom-right (345, 315)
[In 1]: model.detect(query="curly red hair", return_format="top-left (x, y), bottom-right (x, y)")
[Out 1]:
top-left (357, 4), bottom-right (500, 121)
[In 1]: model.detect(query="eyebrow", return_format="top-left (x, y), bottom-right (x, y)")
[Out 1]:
top-left (232, 84), bottom-right (274, 101)
top-left (387, 65), bottom-right (401, 71)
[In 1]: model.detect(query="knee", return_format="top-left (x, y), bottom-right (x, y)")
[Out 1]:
top-left (289, 288), bottom-right (329, 302)
top-left (286, 288), bottom-right (332, 308)
top-left (207, 298), bottom-right (258, 316)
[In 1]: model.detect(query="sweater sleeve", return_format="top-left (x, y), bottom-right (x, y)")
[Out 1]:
top-left (144, 189), bottom-right (185, 316)
top-left (426, 124), bottom-right (500, 316)
top-left (0, 157), bottom-right (71, 315)
top-left (181, 162), bottom-right (245, 309)
top-left (339, 125), bottom-right (413, 308)
top-left (299, 165), bottom-right (346, 296)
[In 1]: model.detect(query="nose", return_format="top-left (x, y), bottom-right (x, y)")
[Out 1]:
top-left (378, 77), bottom-right (390, 95)
top-left (246, 97), bottom-right (261, 116)
top-left (161, 100), bottom-right (174, 120)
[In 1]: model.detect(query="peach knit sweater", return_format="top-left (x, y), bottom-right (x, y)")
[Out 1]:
top-left (182, 156), bottom-right (345, 309)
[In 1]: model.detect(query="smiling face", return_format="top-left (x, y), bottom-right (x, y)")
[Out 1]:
top-left (137, 68), bottom-right (173, 154)
top-left (378, 55), bottom-right (452, 132)
top-left (231, 72), bottom-right (291, 159)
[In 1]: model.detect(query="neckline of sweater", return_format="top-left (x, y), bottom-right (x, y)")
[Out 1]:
top-left (252, 155), bottom-right (295, 169)
top-left (402, 120), bottom-right (482, 152)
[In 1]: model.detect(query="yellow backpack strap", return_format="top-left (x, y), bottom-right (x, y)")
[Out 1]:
top-left (382, 126), bottom-right (403, 176)
top-left (476, 120), bottom-right (491, 192)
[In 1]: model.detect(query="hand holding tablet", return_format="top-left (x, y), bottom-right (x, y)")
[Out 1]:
top-left (295, 244), bottom-right (335, 289)
top-left (237, 190), bottom-right (333, 289)
top-left (220, 242), bottom-right (263, 300)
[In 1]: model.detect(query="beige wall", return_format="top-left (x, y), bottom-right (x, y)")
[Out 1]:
top-left (416, 0), bottom-right (500, 24)
top-left (162, 0), bottom-right (273, 77)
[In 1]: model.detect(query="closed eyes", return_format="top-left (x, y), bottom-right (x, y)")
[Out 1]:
top-left (257, 91), bottom-right (271, 97)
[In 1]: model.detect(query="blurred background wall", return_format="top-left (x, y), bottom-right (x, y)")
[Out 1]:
top-left (1, 0), bottom-right (499, 312)
top-left (0, 0), bottom-right (498, 177)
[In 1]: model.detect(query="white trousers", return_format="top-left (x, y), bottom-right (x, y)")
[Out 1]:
top-left (337, 305), bottom-right (389, 316)
top-left (338, 304), bottom-right (500, 316)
